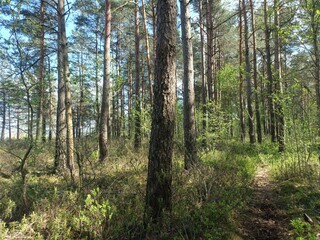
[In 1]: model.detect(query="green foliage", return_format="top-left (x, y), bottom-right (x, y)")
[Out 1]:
top-left (74, 188), bottom-right (115, 239)
top-left (290, 218), bottom-right (318, 240)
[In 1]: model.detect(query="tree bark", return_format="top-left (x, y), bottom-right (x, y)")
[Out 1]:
top-left (180, 0), bottom-right (197, 169)
top-left (1, 92), bottom-right (5, 141)
top-left (310, 0), bottom-right (320, 135)
top-left (264, 0), bottom-right (276, 142)
top-left (239, 0), bottom-right (246, 142)
top-left (99, 0), bottom-right (111, 162)
top-left (36, 0), bottom-right (45, 143)
top-left (249, 0), bottom-right (262, 144)
top-left (145, 0), bottom-right (177, 224)
top-left (141, 0), bottom-right (153, 106)
top-left (199, 0), bottom-right (207, 147)
top-left (274, 0), bottom-right (285, 152)
top-left (206, 0), bottom-right (214, 102)
top-left (134, 0), bottom-right (142, 149)
top-left (243, 0), bottom-right (255, 144)
top-left (58, 0), bottom-right (75, 179)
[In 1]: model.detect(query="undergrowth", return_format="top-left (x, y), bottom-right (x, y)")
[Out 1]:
top-left (0, 139), bottom-right (275, 239)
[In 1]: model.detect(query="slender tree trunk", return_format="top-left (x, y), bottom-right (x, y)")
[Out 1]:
top-left (145, 0), bottom-right (177, 224)
top-left (199, 0), bottom-right (207, 147)
top-left (206, 0), bottom-right (214, 102)
top-left (151, 0), bottom-right (156, 67)
top-left (48, 58), bottom-right (53, 142)
top-left (274, 0), bottom-right (285, 152)
top-left (58, 0), bottom-right (75, 180)
top-left (8, 105), bottom-right (11, 141)
top-left (141, 0), bottom-right (153, 105)
top-left (134, 0), bottom-right (141, 149)
top-left (264, 0), bottom-right (276, 142)
top-left (99, 0), bottom-right (111, 162)
top-left (249, 0), bottom-right (262, 143)
top-left (17, 110), bottom-right (20, 140)
top-left (243, 0), bottom-right (255, 144)
top-left (310, 0), bottom-right (320, 135)
top-left (36, 0), bottom-right (45, 142)
top-left (239, 0), bottom-right (246, 142)
top-left (128, 58), bottom-right (133, 139)
top-left (1, 92), bottom-right (5, 141)
top-left (180, 0), bottom-right (197, 169)
top-left (95, 18), bottom-right (100, 133)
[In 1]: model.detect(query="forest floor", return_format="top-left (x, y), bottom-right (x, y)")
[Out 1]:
top-left (240, 164), bottom-right (291, 240)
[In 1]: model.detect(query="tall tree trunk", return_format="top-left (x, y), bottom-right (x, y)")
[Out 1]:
top-left (99, 0), bottom-right (111, 162)
top-left (128, 57), bottom-right (133, 139)
top-left (310, 0), bottom-right (320, 135)
top-left (243, 0), bottom-right (255, 144)
top-left (274, 0), bottom-right (285, 152)
top-left (48, 58), bottom-right (53, 142)
top-left (145, 0), bottom-right (177, 224)
top-left (249, 0), bottom-right (262, 143)
top-left (206, 0), bottom-right (214, 102)
top-left (239, 0), bottom-right (246, 142)
top-left (134, 0), bottom-right (141, 149)
top-left (1, 92), bottom-right (5, 141)
top-left (17, 110), bottom-right (20, 140)
top-left (180, 0), bottom-right (197, 169)
top-left (36, 0), bottom-right (45, 142)
top-left (141, 0), bottom-right (153, 105)
top-left (55, 19), bottom-right (67, 170)
top-left (95, 17), bottom-right (100, 133)
top-left (264, 0), bottom-right (276, 142)
top-left (58, 0), bottom-right (75, 179)
top-left (199, 0), bottom-right (207, 147)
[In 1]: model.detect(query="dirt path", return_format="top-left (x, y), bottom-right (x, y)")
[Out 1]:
top-left (240, 164), bottom-right (290, 240)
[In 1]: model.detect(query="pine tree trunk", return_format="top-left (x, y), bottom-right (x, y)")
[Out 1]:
top-left (249, 0), bottom-right (262, 143)
top-left (141, 0), bottom-right (153, 106)
top-left (58, 0), bottom-right (75, 179)
top-left (99, 0), bottom-right (111, 162)
top-left (199, 0), bottom-right (207, 147)
top-left (239, 0), bottom-right (246, 142)
top-left (145, 0), bottom-right (177, 224)
top-left (243, 0), bottom-right (255, 144)
top-left (274, 0), bottom-right (285, 152)
top-left (206, 0), bottom-right (214, 102)
top-left (1, 92), bottom-right (5, 141)
top-left (36, 0), bottom-right (45, 143)
top-left (134, 0), bottom-right (141, 149)
top-left (264, 0), bottom-right (276, 142)
top-left (180, 0), bottom-right (197, 169)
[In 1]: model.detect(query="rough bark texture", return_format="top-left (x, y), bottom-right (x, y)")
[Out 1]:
top-left (1, 92), bottom-right (5, 141)
top-left (36, 0), bottom-right (45, 142)
top-left (99, 0), bottom-right (111, 162)
top-left (58, 0), bottom-right (75, 179)
top-left (274, 0), bottom-right (285, 152)
top-left (141, 0), bottom-right (153, 106)
top-left (264, 0), bottom-right (276, 143)
top-left (134, 0), bottom-right (141, 150)
top-left (239, 0), bottom-right (246, 142)
top-left (206, 0), bottom-right (214, 102)
top-left (243, 0), bottom-right (255, 144)
top-left (180, 0), bottom-right (197, 169)
top-left (310, 0), bottom-right (320, 134)
top-left (199, 0), bottom-right (207, 147)
top-left (145, 0), bottom-right (177, 224)
top-left (249, 0), bottom-right (262, 144)
top-left (55, 1), bottom-right (67, 171)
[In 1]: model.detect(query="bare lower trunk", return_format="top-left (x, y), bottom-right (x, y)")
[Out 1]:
top-left (99, 0), bottom-right (111, 162)
top-left (264, 0), bottom-right (276, 142)
top-left (145, 0), bottom-right (177, 224)
top-left (249, 0), bottom-right (262, 143)
top-left (134, 0), bottom-right (141, 149)
top-left (243, 0), bottom-right (255, 144)
top-left (180, 0), bottom-right (197, 169)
